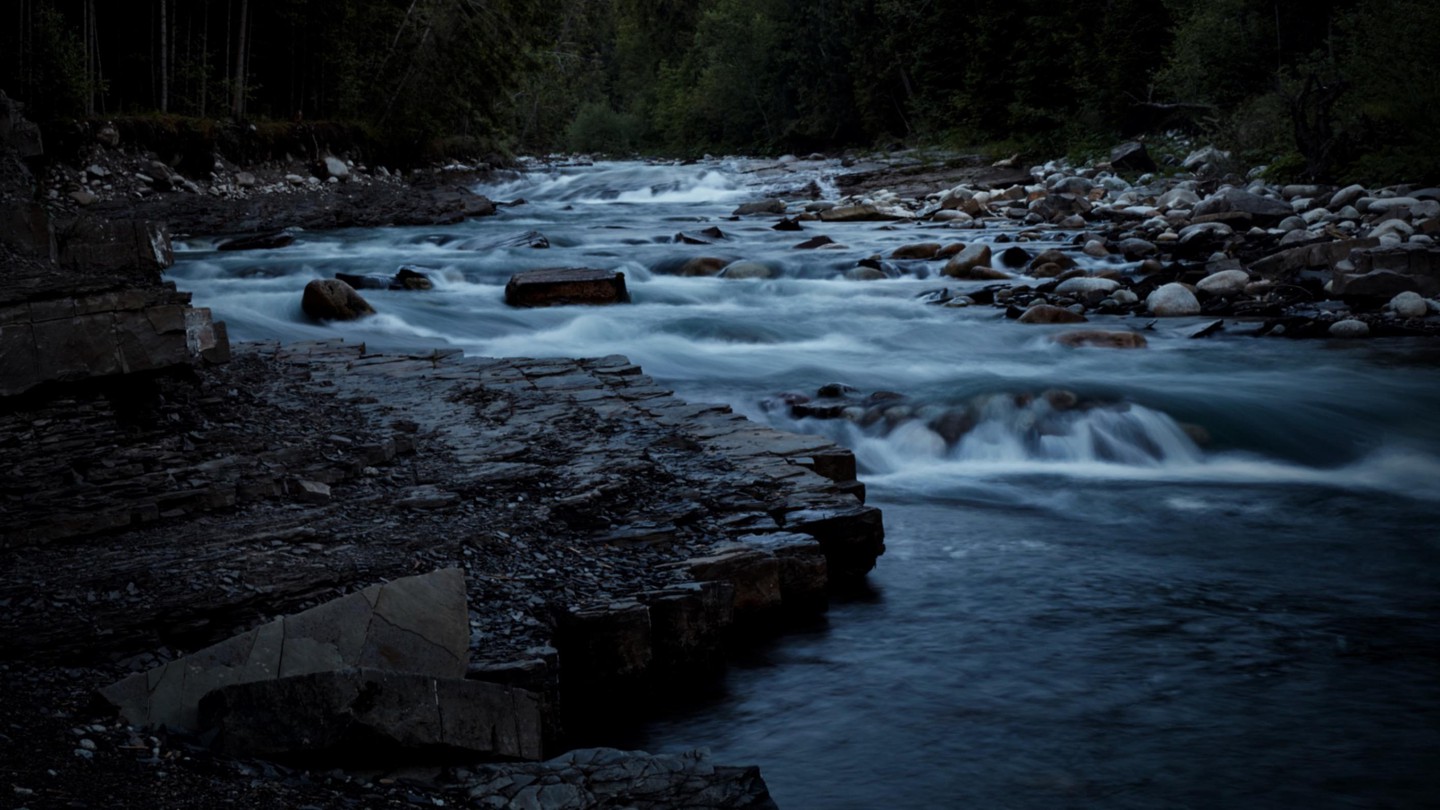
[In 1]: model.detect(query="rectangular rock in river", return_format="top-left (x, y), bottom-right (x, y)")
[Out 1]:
top-left (504, 268), bottom-right (630, 307)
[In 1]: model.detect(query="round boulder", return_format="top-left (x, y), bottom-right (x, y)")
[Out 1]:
top-left (1389, 291), bottom-right (1429, 319)
top-left (302, 279), bottom-right (375, 321)
top-left (1018, 304), bottom-right (1088, 324)
top-left (1329, 319), bottom-right (1370, 338)
top-left (1196, 269), bottom-right (1252, 297)
top-left (941, 243), bottom-right (992, 278)
top-left (1146, 283), bottom-right (1201, 316)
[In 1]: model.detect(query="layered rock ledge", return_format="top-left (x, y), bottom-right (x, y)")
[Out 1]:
top-left (0, 338), bottom-right (881, 805)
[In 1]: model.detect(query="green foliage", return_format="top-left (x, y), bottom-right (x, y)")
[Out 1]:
top-left (566, 102), bottom-right (645, 154)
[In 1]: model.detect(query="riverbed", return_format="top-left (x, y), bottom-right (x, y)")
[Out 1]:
top-left (168, 159), bottom-right (1440, 808)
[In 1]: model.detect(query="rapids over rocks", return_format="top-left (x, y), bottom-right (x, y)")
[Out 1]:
top-left (167, 159), bottom-right (1440, 808)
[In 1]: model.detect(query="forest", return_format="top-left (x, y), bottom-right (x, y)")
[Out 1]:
top-left (2, 0), bottom-right (1437, 181)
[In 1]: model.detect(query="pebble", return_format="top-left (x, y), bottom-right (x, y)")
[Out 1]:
top-left (1329, 319), bottom-right (1370, 338)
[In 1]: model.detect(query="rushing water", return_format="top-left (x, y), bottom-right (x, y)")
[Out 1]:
top-left (168, 160), bottom-right (1440, 808)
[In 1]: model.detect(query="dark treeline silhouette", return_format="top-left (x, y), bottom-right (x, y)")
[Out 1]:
top-left (3, 0), bottom-right (1437, 180)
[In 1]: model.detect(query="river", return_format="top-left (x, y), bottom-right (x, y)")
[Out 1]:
top-left (167, 160), bottom-right (1440, 808)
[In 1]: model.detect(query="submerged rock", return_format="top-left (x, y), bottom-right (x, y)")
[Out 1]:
top-left (1018, 304), bottom-right (1087, 324)
top-left (1053, 330), bottom-right (1148, 349)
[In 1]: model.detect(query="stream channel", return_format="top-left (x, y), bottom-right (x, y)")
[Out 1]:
top-left (167, 159), bottom-right (1440, 808)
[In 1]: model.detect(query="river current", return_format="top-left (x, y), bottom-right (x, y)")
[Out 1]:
top-left (168, 160), bottom-right (1440, 808)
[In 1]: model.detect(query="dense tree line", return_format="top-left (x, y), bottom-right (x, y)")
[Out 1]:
top-left (3, 0), bottom-right (1437, 180)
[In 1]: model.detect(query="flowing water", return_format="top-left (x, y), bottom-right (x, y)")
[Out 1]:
top-left (168, 160), bottom-right (1440, 808)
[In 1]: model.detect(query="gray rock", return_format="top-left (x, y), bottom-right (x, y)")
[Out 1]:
top-left (732, 199), bottom-right (786, 216)
top-left (1329, 319), bottom-right (1370, 338)
top-left (1196, 269), bottom-right (1251, 297)
top-left (1388, 291), bottom-right (1429, 319)
top-left (198, 668), bottom-right (542, 761)
top-left (1193, 188), bottom-right (1293, 225)
top-left (1054, 277), bottom-right (1120, 296)
top-left (1146, 283), bottom-right (1201, 316)
top-left (941, 243), bottom-right (992, 278)
top-left (321, 156), bottom-right (349, 181)
top-left (1017, 304), bottom-right (1087, 324)
top-left (1109, 141), bottom-right (1156, 172)
top-left (1330, 184), bottom-right (1367, 209)
top-left (100, 568), bottom-right (470, 731)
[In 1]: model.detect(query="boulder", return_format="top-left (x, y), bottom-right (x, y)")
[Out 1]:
top-left (997, 246), bottom-right (1032, 268)
top-left (677, 256), bottom-right (729, 276)
top-left (504, 268), bottom-right (630, 307)
top-left (1109, 141), bottom-right (1156, 173)
top-left (1117, 238), bottom-right (1158, 259)
top-left (891, 242), bottom-right (942, 260)
top-left (794, 235), bottom-right (836, 250)
top-left (1389, 291), bottom-right (1430, 319)
top-left (941, 243), bottom-right (992, 278)
top-left (1054, 277), bottom-right (1120, 296)
top-left (199, 668), bottom-right (542, 762)
top-left (819, 202), bottom-right (914, 222)
top-left (1027, 249), bottom-right (1076, 274)
top-left (100, 569), bottom-right (470, 731)
top-left (1196, 269), bottom-right (1251, 297)
top-left (733, 199), bottom-right (786, 216)
top-left (1193, 188), bottom-right (1294, 225)
top-left (1146, 283), bottom-right (1201, 316)
top-left (1053, 330), bottom-right (1148, 349)
top-left (321, 155), bottom-right (349, 181)
top-left (302, 279), bottom-right (376, 320)
top-left (1156, 188), bottom-right (1201, 210)
top-left (1017, 304), bottom-right (1087, 324)
top-left (1329, 319), bottom-right (1370, 338)
top-left (720, 261), bottom-right (777, 280)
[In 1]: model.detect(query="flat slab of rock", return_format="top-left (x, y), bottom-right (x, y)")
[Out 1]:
top-left (505, 268), bottom-right (630, 307)
top-left (198, 667), bottom-right (542, 762)
top-left (100, 568), bottom-right (468, 731)
top-left (466, 747), bottom-right (777, 809)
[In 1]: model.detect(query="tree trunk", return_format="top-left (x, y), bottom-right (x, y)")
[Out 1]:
top-left (231, 0), bottom-right (248, 119)
top-left (199, 0), bottom-right (209, 117)
top-left (160, 0), bottom-right (169, 112)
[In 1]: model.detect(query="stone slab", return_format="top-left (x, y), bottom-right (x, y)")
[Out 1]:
top-left (505, 268), bottom-right (630, 307)
top-left (198, 667), bottom-right (543, 761)
top-left (100, 568), bottom-right (468, 730)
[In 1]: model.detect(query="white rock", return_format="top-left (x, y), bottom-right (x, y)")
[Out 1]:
top-left (1196, 269), bottom-right (1251, 297)
top-left (1330, 184), bottom-right (1367, 209)
top-left (1156, 188), bottom-right (1201, 210)
top-left (1146, 283), bottom-right (1201, 316)
top-left (1056, 277), bottom-right (1120, 295)
top-left (1111, 289), bottom-right (1139, 305)
top-left (1389, 291), bottom-right (1429, 319)
top-left (1367, 197), bottom-right (1420, 214)
top-left (1371, 219), bottom-right (1415, 238)
top-left (285, 173), bottom-right (306, 185)
top-left (1328, 319), bottom-right (1370, 338)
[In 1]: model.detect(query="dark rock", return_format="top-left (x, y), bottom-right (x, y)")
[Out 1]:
top-left (675, 256), bottom-right (729, 277)
top-left (394, 267), bottom-right (434, 290)
top-left (891, 242), bottom-right (941, 260)
top-left (302, 279), bottom-right (376, 320)
top-left (218, 230), bottom-right (295, 251)
top-left (687, 548), bottom-right (782, 621)
top-left (1110, 141), bottom-right (1157, 173)
top-left (56, 218), bottom-right (173, 276)
top-left (334, 272), bottom-right (394, 290)
top-left (465, 748), bottom-right (778, 809)
top-left (998, 245), bottom-right (1032, 268)
top-left (794, 235), bottom-right (835, 250)
top-left (198, 668), bottom-right (542, 762)
top-left (1017, 304), bottom-right (1087, 324)
top-left (101, 568), bottom-right (470, 731)
top-left (464, 230), bottom-right (549, 250)
top-left (504, 268), bottom-right (630, 307)
top-left (772, 216), bottom-right (803, 231)
top-left (699, 226), bottom-right (728, 239)
top-left (1027, 249), bottom-right (1076, 274)
top-left (733, 199), bottom-right (786, 216)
